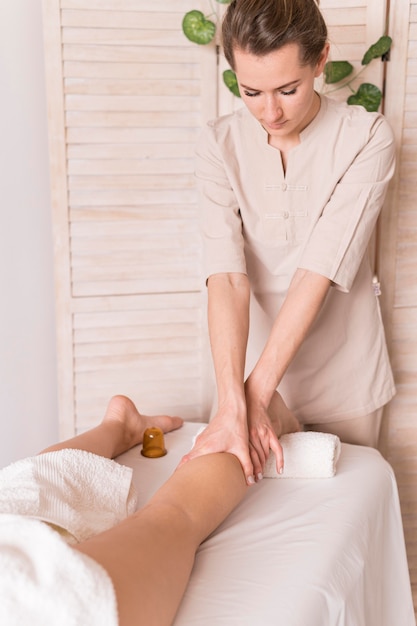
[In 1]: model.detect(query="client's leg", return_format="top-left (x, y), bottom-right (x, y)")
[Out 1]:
top-left (74, 452), bottom-right (247, 626)
top-left (268, 391), bottom-right (301, 438)
top-left (306, 408), bottom-right (383, 448)
top-left (40, 395), bottom-right (183, 459)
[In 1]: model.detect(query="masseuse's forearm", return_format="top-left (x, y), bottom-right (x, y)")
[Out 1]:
top-left (246, 268), bottom-right (331, 407)
top-left (207, 273), bottom-right (250, 406)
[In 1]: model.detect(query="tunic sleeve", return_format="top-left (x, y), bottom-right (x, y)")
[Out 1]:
top-left (297, 115), bottom-right (396, 292)
top-left (195, 123), bottom-right (247, 280)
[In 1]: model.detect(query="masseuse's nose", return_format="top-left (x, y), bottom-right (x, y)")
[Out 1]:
top-left (263, 94), bottom-right (284, 124)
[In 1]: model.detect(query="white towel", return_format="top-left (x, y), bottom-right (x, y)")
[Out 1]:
top-left (264, 431), bottom-right (341, 478)
top-left (0, 449), bottom-right (137, 626)
top-left (0, 448), bottom-right (137, 542)
top-left (0, 514), bottom-right (118, 626)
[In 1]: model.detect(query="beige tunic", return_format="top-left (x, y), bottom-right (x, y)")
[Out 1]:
top-left (196, 95), bottom-right (396, 423)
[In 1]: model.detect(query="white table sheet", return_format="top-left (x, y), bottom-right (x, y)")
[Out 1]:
top-left (117, 423), bottom-right (415, 626)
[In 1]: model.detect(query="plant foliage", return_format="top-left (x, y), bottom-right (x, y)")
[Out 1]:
top-left (324, 36), bottom-right (392, 112)
top-left (182, 10), bottom-right (216, 45)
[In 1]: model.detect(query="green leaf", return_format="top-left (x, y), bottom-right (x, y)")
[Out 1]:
top-left (362, 36), bottom-right (392, 65)
top-left (347, 83), bottom-right (382, 112)
top-left (182, 10), bottom-right (216, 45)
top-left (324, 61), bottom-right (354, 84)
top-left (216, 0), bottom-right (232, 3)
top-left (223, 70), bottom-right (241, 97)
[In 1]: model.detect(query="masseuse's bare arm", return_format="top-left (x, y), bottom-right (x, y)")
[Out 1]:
top-left (208, 272), bottom-right (249, 406)
top-left (179, 273), bottom-right (260, 484)
top-left (245, 268), bottom-right (331, 474)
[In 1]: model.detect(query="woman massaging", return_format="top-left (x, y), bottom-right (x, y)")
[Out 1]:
top-left (179, 0), bottom-right (396, 486)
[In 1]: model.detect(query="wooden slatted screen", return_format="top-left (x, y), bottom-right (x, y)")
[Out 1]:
top-left (43, 0), bottom-right (216, 435)
top-left (382, 0), bottom-right (417, 613)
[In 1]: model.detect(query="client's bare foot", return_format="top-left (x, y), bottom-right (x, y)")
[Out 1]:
top-left (103, 395), bottom-right (184, 456)
top-left (268, 392), bottom-right (301, 438)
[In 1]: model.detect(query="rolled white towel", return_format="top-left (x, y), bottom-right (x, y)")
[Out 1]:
top-left (264, 431), bottom-right (341, 478)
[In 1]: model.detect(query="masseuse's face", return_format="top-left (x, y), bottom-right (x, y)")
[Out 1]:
top-left (234, 43), bottom-right (328, 143)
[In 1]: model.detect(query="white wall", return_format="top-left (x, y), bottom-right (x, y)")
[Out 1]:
top-left (0, 0), bottom-right (58, 467)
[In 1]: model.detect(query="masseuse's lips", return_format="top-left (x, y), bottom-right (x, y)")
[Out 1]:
top-left (263, 120), bottom-right (288, 130)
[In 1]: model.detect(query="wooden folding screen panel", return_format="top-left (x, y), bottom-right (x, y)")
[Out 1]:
top-left (43, 0), bottom-right (216, 436)
top-left (382, 0), bottom-right (417, 612)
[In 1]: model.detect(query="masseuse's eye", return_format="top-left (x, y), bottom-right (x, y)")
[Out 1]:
top-left (243, 90), bottom-right (260, 97)
top-left (280, 88), bottom-right (297, 96)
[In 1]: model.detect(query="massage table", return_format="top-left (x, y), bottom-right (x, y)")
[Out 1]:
top-left (117, 422), bottom-right (415, 626)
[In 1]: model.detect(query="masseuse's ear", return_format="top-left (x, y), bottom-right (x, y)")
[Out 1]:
top-left (314, 43), bottom-right (330, 78)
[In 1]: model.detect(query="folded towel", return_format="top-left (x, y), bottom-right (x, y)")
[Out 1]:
top-left (0, 449), bottom-right (137, 543)
top-left (264, 431), bottom-right (341, 478)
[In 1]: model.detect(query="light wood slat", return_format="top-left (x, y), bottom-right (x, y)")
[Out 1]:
top-left (409, 40), bottom-right (417, 56)
top-left (67, 143), bottom-right (195, 159)
top-left (75, 382), bottom-right (203, 414)
top-left (403, 113), bottom-right (417, 130)
top-left (76, 365), bottom-right (201, 386)
top-left (408, 58), bottom-right (417, 74)
top-left (395, 243), bottom-right (417, 308)
top-left (71, 260), bottom-right (200, 282)
top-left (74, 336), bottom-right (198, 357)
top-left (66, 127), bottom-right (199, 144)
top-left (61, 0), bottom-right (196, 10)
top-left (405, 93), bottom-right (417, 109)
top-left (321, 42), bottom-right (372, 61)
top-left (402, 145), bottom-right (417, 161)
top-left (68, 158), bottom-right (194, 175)
top-left (400, 161), bottom-right (417, 179)
top-left (71, 241), bottom-right (200, 266)
top-left (71, 219), bottom-right (199, 243)
top-left (69, 205), bottom-right (196, 221)
top-left (66, 111), bottom-right (201, 129)
top-left (64, 78), bottom-right (199, 97)
top-left (65, 95), bottom-right (200, 113)
top-left (71, 250), bottom-right (200, 272)
top-left (69, 173), bottom-right (195, 190)
top-left (73, 305), bottom-right (200, 328)
top-left (62, 27), bottom-right (186, 47)
top-left (61, 10), bottom-right (180, 29)
top-left (75, 351), bottom-right (201, 374)
top-left (74, 321), bottom-right (200, 342)
top-left (72, 277), bottom-right (202, 297)
top-left (71, 291), bottom-right (203, 313)
top-left (71, 237), bottom-right (199, 255)
top-left (68, 189), bottom-right (196, 207)
top-left (62, 44), bottom-right (199, 63)
top-left (320, 0), bottom-right (367, 8)
top-left (320, 7), bottom-right (366, 25)
top-left (326, 25), bottom-right (366, 44)
top-left (64, 61), bottom-right (199, 80)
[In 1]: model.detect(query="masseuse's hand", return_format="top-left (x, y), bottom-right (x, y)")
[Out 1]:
top-left (245, 391), bottom-right (284, 480)
top-left (178, 402), bottom-right (256, 486)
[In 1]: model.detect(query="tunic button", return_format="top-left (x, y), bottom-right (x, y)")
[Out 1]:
top-left (281, 183), bottom-right (287, 191)
top-left (283, 211), bottom-right (289, 219)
